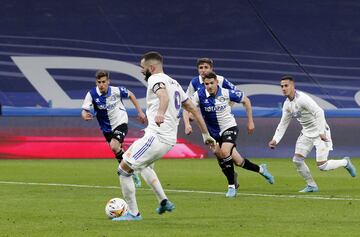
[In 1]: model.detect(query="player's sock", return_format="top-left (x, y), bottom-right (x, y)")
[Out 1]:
top-left (241, 158), bottom-right (260, 173)
top-left (217, 156), bottom-right (235, 185)
top-left (293, 155), bottom-right (317, 187)
top-left (115, 150), bottom-right (124, 163)
top-left (140, 166), bottom-right (167, 202)
top-left (118, 168), bottom-right (139, 215)
top-left (318, 159), bottom-right (347, 171)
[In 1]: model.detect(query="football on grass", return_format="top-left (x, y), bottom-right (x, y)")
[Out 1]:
top-left (105, 198), bottom-right (128, 219)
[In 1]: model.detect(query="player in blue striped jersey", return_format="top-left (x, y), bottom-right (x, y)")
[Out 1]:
top-left (81, 70), bottom-right (146, 186)
top-left (189, 72), bottom-right (274, 197)
top-left (184, 58), bottom-right (243, 189)
top-left (185, 58), bottom-right (236, 98)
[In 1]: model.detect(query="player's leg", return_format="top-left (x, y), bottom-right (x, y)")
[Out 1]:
top-left (315, 129), bottom-right (356, 177)
top-left (294, 134), bottom-right (318, 192)
top-left (123, 133), bottom-right (175, 214)
top-left (232, 149), bottom-right (274, 184)
top-left (215, 142), bottom-right (237, 197)
top-left (110, 124), bottom-right (142, 187)
top-left (113, 160), bottom-right (142, 221)
top-left (140, 166), bottom-right (175, 214)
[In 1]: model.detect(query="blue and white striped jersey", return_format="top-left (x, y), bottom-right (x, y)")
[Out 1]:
top-left (82, 86), bottom-right (129, 133)
top-left (192, 86), bottom-right (244, 139)
top-left (186, 75), bottom-right (236, 97)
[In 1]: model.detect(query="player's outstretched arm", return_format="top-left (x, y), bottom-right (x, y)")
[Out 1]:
top-left (128, 90), bottom-right (146, 124)
top-left (241, 96), bottom-right (255, 134)
top-left (182, 99), bottom-right (215, 147)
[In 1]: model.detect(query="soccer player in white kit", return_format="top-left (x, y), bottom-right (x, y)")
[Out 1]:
top-left (113, 52), bottom-right (216, 221)
top-left (268, 75), bottom-right (356, 192)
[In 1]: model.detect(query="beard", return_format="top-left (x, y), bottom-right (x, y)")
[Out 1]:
top-left (144, 70), bottom-right (152, 82)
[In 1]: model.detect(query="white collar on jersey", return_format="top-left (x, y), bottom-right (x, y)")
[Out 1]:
top-left (96, 86), bottom-right (112, 97)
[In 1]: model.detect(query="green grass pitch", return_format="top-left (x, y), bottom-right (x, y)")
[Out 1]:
top-left (0, 158), bottom-right (359, 237)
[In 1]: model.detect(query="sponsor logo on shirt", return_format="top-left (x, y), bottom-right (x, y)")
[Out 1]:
top-left (204, 104), bottom-right (226, 112)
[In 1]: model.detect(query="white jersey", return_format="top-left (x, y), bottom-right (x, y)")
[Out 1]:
top-left (82, 86), bottom-right (129, 133)
top-left (145, 73), bottom-right (188, 145)
top-left (273, 90), bottom-right (327, 143)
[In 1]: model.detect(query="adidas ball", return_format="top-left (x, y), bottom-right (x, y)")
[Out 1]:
top-left (105, 198), bottom-right (128, 219)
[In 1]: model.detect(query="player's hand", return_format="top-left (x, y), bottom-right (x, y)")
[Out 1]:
top-left (138, 111), bottom-right (147, 124)
top-left (185, 125), bottom-right (192, 135)
top-left (83, 112), bottom-right (93, 121)
top-left (320, 134), bottom-right (329, 142)
top-left (202, 133), bottom-right (216, 147)
top-left (247, 121), bottom-right (255, 134)
top-left (155, 114), bottom-right (165, 127)
top-left (268, 140), bottom-right (277, 149)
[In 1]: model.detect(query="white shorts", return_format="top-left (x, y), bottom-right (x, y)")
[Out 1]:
top-left (295, 128), bottom-right (333, 162)
top-left (123, 133), bottom-right (173, 170)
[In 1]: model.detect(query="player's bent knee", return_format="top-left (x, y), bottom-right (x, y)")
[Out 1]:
top-left (292, 154), bottom-right (305, 164)
top-left (117, 166), bottom-right (133, 177)
top-left (317, 161), bottom-right (328, 171)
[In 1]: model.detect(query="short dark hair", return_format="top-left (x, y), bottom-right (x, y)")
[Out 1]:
top-left (196, 58), bottom-right (213, 68)
top-left (141, 51), bottom-right (163, 63)
top-left (95, 70), bottom-right (109, 80)
top-left (281, 75), bottom-right (294, 82)
top-left (203, 71), bottom-right (217, 80)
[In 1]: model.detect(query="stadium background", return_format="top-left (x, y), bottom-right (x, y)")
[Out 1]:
top-left (1, 0), bottom-right (359, 158)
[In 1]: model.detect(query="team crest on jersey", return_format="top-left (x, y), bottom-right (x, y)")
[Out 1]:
top-left (95, 98), bottom-right (100, 103)
top-left (110, 95), bottom-right (116, 101)
top-left (218, 96), bottom-right (226, 102)
top-left (291, 111), bottom-right (301, 118)
top-left (204, 99), bottom-right (209, 103)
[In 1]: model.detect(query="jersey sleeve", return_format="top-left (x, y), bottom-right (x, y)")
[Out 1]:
top-left (229, 89), bottom-right (244, 103)
top-left (186, 80), bottom-right (195, 97)
top-left (119, 86), bottom-right (129, 98)
top-left (179, 85), bottom-right (189, 103)
top-left (82, 92), bottom-right (93, 111)
top-left (222, 77), bottom-right (236, 90)
top-left (272, 102), bottom-right (292, 144)
top-left (148, 75), bottom-right (165, 94)
top-left (191, 91), bottom-right (200, 107)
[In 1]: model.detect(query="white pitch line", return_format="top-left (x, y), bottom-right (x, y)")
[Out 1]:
top-left (1, 180), bottom-right (359, 201)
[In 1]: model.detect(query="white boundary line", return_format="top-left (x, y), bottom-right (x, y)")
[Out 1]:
top-left (1, 180), bottom-right (359, 201)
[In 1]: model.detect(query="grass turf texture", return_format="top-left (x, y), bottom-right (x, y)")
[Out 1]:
top-left (0, 158), bottom-right (359, 237)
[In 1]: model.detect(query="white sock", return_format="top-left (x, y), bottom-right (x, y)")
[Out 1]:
top-left (293, 156), bottom-right (317, 187)
top-left (318, 159), bottom-right (347, 171)
top-left (140, 166), bottom-right (167, 203)
top-left (119, 175), bottom-right (139, 215)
